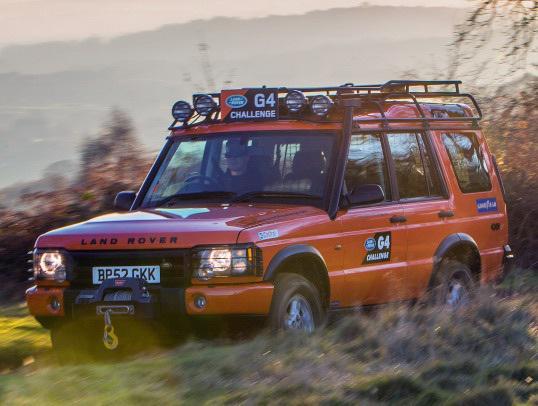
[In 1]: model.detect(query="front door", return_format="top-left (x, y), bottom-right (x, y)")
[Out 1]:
top-left (337, 133), bottom-right (407, 307)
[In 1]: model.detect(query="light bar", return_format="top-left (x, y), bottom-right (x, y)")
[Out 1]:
top-left (285, 90), bottom-right (307, 113)
top-left (193, 94), bottom-right (217, 116)
top-left (171, 101), bottom-right (194, 122)
top-left (310, 95), bottom-right (333, 117)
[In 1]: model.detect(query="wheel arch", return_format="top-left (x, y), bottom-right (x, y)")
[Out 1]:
top-left (263, 244), bottom-right (330, 308)
top-left (430, 233), bottom-right (482, 286)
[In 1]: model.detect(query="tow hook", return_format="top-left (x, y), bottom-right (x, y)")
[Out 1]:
top-left (102, 310), bottom-right (119, 350)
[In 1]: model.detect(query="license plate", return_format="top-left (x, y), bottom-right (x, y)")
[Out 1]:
top-left (92, 266), bottom-right (161, 284)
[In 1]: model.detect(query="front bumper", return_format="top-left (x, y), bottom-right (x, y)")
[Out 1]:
top-left (26, 282), bottom-right (274, 324)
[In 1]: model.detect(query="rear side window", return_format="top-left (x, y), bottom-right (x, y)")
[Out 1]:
top-left (442, 133), bottom-right (491, 193)
top-left (417, 135), bottom-right (443, 197)
top-left (345, 134), bottom-right (391, 200)
top-left (387, 133), bottom-right (443, 199)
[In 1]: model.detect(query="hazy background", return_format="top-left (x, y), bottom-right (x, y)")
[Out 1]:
top-left (0, 0), bottom-right (475, 192)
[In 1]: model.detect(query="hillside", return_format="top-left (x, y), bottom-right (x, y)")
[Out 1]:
top-left (0, 5), bottom-right (466, 189)
top-left (0, 269), bottom-right (536, 404)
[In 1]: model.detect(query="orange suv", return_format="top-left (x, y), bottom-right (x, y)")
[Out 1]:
top-left (26, 81), bottom-right (512, 347)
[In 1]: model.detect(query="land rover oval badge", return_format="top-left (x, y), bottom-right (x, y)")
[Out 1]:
top-left (225, 94), bottom-right (248, 108)
top-left (364, 237), bottom-right (376, 251)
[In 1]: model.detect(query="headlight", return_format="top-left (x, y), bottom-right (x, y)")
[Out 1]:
top-left (34, 250), bottom-right (67, 282)
top-left (192, 245), bottom-right (261, 280)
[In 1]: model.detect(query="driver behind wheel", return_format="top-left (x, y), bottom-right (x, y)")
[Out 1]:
top-left (220, 139), bottom-right (259, 192)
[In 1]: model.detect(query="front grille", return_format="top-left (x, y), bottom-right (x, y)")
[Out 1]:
top-left (68, 249), bottom-right (191, 288)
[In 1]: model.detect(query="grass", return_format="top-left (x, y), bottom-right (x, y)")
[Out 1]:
top-left (0, 303), bottom-right (50, 372)
top-left (0, 268), bottom-right (536, 405)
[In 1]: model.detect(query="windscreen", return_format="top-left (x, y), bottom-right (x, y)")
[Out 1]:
top-left (142, 131), bottom-right (335, 207)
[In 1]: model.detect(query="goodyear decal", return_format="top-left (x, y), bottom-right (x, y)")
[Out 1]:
top-left (220, 88), bottom-right (279, 122)
top-left (476, 198), bottom-right (498, 213)
top-left (363, 232), bottom-right (391, 264)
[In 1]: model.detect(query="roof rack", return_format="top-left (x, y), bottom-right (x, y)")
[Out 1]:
top-left (285, 80), bottom-right (463, 95)
top-left (282, 80), bottom-right (482, 129)
top-left (170, 80), bottom-right (482, 130)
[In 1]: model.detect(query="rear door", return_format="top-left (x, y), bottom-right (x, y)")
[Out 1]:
top-left (386, 132), bottom-right (451, 300)
top-left (337, 133), bottom-right (407, 307)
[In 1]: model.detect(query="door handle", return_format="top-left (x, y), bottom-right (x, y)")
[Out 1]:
top-left (390, 215), bottom-right (407, 224)
top-left (438, 210), bottom-right (455, 218)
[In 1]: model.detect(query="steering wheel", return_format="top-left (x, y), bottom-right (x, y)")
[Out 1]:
top-left (182, 175), bottom-right (220, 190)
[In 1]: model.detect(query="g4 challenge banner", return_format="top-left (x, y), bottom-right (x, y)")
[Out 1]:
top-left (220, 88), bottom-right (279, 122)
top-left (363, 231), bottom-right (391, 265)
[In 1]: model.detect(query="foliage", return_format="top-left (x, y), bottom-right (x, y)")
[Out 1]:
top-left (482, 76), bottom-right (538, 267)
top-left (451, 0), bottom-right (537, 80)
top-left (0, 110), bottom-right (152, 302)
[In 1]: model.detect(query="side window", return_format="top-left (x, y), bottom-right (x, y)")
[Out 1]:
top-left (417, 135), bottom-right (443, 196)
top-left (345, 134), bottom-right (391, 201)
top-left (387, 133), bottom-right (429, 199)
top-left (442, 133), bottom-right (492, 193)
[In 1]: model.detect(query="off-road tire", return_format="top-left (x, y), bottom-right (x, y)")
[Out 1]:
top-left (269, 273), bottom-right (326, 332)
top-left (428, 259), bottom-right (476, 307)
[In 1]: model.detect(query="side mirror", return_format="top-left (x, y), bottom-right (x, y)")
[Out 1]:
top-left (114, 191), bottom-right (136, 211)
top-left (347, 184), bottom-right (385, 206)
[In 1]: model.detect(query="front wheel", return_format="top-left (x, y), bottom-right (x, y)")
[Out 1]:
top-left (269, 273), bottom-right (326, 333)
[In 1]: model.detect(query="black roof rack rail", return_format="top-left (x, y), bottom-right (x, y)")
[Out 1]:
top-left (169, 80), bottom-right (481, 130)
top-left (274, 80), bottom-right (462, 95)
top-left (380, 80), bottom-right (461, 94)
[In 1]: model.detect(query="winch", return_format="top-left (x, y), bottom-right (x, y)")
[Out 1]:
top-left (74, 277), bottom-right (156, 350)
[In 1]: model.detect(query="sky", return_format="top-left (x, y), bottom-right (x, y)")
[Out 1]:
top-left (0, 0), bottom-right (469, 47)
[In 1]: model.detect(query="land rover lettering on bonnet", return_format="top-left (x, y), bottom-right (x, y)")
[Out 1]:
top-left (26, 80), bottom-right (511, 352)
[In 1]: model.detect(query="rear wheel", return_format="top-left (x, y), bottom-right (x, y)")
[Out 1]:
top-left (429, 259), bottom-right (476, 307)
top-left (269, 273), bottom-right (325, 332)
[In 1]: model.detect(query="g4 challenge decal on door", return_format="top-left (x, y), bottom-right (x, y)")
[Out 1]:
top-left (363, 232), bottom-right (391, 264)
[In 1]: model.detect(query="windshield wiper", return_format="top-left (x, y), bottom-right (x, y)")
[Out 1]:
top-left (229, 191), bottom-right (319, 203)
top-left (155, 191), bottom-right (236, 207)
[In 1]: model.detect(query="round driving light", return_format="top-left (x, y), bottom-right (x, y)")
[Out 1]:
top-left (311, 95), bottom-right (333, 116)
top-left (193, 94), bottom-right (217, 116)
top-left (50, 296), bottom-right (61, 311)
top-left (285, 90), bottom-right (307, 113)
top-left (171, 100), bottom-right (194, 122)
top-left (194, 295), bottom-right (207, 309)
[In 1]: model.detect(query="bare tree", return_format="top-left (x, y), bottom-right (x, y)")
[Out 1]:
top-left (451, 0), bottom-right (537, 80)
